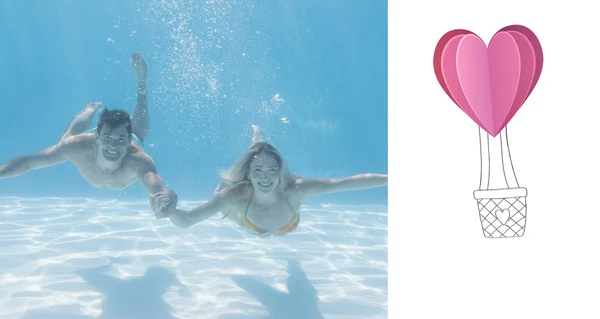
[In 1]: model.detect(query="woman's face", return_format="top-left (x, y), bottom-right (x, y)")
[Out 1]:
top-left (248, 152), bottom-right (280, 194)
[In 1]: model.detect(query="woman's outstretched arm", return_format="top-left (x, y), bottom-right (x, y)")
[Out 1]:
top-left (295, 174), bottom-right (388, 196)
top-left (163, 184), bottom-right (244, 228)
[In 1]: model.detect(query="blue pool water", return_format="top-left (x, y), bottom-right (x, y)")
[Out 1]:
top-left (0, 1), bottom-right (387, 318)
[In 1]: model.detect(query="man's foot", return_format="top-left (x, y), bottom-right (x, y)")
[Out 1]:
top-left (75, 102), bottom-right (105, 118)
top-left (62, 102), bottom-right (106, 140)
top-left (87, 102), bottom-right (105, 113)
top-left (131, 52), bottom-right (148, 95)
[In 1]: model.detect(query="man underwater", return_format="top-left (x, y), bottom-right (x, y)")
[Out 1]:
top-left (0, 53), bottom-right (177, 218)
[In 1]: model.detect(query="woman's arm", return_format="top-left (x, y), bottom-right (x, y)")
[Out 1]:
top-left (167, 185), bottom-right (243, 228)
top-left (295, 173), bottom-right (387, 196)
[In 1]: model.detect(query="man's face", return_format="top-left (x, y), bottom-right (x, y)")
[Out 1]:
top-left (96, 124), bottom-right (130, 163)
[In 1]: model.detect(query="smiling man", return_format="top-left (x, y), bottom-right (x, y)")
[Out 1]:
top-left (0, 52), bottom-right (177, 219)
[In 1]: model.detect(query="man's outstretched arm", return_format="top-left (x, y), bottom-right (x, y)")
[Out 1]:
top-left (0, 141), bottom-right (71, 179)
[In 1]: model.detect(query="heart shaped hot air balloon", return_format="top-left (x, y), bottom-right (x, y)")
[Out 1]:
top-left (433, 25), bottom-right (543, 136)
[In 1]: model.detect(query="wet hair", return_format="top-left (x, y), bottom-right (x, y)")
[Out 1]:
top-left (96, 109), bottom-right (133, 137)
top-left (220, 142), bottom-right (299, 190)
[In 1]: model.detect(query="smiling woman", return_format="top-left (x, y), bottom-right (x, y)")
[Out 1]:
top-left (158, 124), bottom-right (388, 238)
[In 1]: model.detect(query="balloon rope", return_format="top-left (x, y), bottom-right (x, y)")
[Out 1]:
top-left (479, 126), bottom-right (520, 190)
top-left (478, 126), bottom-right (490, 190)
top-left (499, 126), bottom-right (520, 188)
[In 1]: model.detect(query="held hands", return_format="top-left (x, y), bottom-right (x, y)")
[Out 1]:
top-left (149, 189), bottom-right (178, 219)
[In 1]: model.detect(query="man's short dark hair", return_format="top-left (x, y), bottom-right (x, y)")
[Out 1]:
top-left (97, 109), bottom-right (133, 137)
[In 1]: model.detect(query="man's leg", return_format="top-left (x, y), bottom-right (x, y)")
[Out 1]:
top-left (130, 52), bottom-right (149, 143)
top-left (61, 102), bottom-right (105, 140)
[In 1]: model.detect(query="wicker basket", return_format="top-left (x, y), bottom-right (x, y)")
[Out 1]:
top-left (475, 127), bottom-right (527, 238)
top-left (474, 188), bottom-right (527, 238)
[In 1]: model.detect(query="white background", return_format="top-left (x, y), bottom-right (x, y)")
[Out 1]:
top-left (390, 1), bottom-right (600, 318)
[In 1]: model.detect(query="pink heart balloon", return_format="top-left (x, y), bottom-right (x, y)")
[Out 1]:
top-left (435, 31), bottom-right (485, 129)
top-left (498, 25), bottom-right (544, 129)
top-left (433, 25), bottom-right (543, 136)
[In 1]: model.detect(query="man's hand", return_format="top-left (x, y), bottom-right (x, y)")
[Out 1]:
top-left (149, 189), bottom-right (178, 219)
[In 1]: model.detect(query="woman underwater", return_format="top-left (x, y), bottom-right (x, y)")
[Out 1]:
top-left (151, 125), bottom-right (388, 238)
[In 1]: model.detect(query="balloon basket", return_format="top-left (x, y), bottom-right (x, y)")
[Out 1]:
top-left (474, 187), bottom-right (527, 238)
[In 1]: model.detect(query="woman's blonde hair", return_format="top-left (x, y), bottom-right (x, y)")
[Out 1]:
top-left (220, 142), bottom-right (299, 190)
